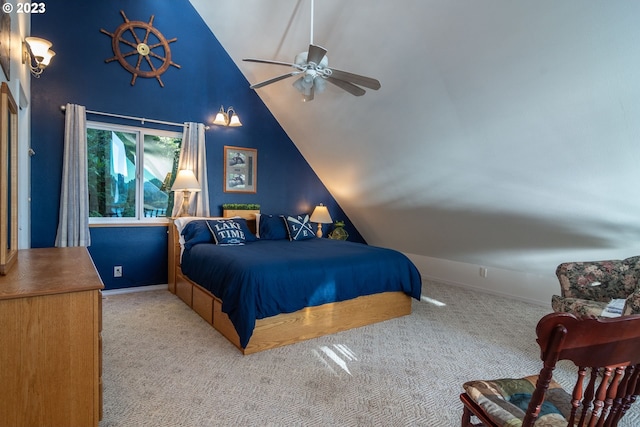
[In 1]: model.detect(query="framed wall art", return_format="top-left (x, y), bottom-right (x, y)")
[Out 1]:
top-left (0, 1), bottom-right (10, 81)
top-left (223, 146), bottom-right (257, 193)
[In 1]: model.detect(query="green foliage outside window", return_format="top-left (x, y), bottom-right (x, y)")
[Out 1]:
top-left (87, 125), bottom-right (181, 219)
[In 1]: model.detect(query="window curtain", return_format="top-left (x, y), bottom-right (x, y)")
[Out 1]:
top-left (172, 122), bottom-right (210, 217)
top-left (55, 104), bottom-right (90, 247)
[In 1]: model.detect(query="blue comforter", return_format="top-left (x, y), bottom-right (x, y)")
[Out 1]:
top-left (181, 238), bottom-right (422, 348)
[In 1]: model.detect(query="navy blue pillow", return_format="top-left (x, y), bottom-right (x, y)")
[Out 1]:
top-left (259, 214), bottom-right (288, 240)
top-left (182, 220), bottom-right (214, 249)
top-left (206, 218), bottom-right (257, 245)
top-left (283, 214), bottom-right (315, 241)
top-left (231, 218), bottom-right (257, 242)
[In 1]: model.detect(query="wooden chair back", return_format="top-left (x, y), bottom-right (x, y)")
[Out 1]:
top-left (524, 312), bottom-right (640, 426)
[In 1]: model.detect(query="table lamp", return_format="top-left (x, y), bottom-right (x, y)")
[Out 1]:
top-left (310, 203), bottom-right (333, 237)
top-left (171, 169), bottom-right (201, 217)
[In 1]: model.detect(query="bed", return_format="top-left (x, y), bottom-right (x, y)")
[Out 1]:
top-left (167, 214), bottom-right (422, 354)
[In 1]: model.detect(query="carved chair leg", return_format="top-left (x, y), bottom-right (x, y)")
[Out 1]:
top-left (461, 406), bottom-right (480, 426)
top-left (462, 406), bottom-right (486, 427)
top-left (461, 405), bottom-right (471, 427)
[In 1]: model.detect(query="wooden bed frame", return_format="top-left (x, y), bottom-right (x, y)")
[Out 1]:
top-left (167, 217), bottom-right (412, 354)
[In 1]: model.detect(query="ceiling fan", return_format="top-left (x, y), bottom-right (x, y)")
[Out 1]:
top-left (242, 0), bottom-right (381, 102)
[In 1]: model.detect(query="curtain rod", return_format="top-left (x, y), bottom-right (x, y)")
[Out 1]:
top-left (59, 105), bottom-right (209, 129)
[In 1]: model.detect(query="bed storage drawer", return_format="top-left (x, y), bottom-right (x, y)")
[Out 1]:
top-left (175, 269), bottom-right (192, 306)
top-left (192, 284), bottom-right (214, 324)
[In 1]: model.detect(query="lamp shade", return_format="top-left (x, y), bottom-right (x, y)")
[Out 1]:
top-left (228, 112), bottom-right (242, 127)
top-left (310, 204), bottom-right (332, 224)
top-left (171, 170), bottom-right (201, 192)
top-left (25, 37), bottom-right (52, 59)
top-left (39, 49), bottom-right (55, 67)
top-left (213, 110), bottom-right (228, 126)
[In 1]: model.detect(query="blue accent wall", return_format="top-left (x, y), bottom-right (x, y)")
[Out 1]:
top-left (31, 0), bottom-right (364, 290)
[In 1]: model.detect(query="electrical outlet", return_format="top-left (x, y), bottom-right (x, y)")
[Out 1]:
top-left (114, 266), bottom-right (122, 277)
top-left (479, 267), bottom-right (488, 278)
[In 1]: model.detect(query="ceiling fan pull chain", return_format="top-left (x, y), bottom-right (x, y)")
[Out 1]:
top-left (310, 0), bottom-right (314, 45)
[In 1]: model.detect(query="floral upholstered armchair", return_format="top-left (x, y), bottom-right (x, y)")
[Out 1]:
top-left (551, 256), bottom-right (640, 317)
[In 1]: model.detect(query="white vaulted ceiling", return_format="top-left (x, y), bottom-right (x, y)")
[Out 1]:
top-left (190, 0), bottom-right (640, 277)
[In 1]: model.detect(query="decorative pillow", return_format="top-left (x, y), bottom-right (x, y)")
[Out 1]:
top-left (258, 214), bottom-right (289, 240)
top-left (206, 218), bottom-right (257, 245)
top-left (283, 214), bottom-right (315, 241)
top-left (182, 220), bottom-right (214, 249)
top-left (233, 218), bottom-right (257, 242)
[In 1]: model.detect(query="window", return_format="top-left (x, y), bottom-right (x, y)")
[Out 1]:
top-left (86, 121), bottom-right (182, 223)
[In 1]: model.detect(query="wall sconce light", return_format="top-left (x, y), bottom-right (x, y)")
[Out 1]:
top-left (212, 105), bottom-right (242, 127)
top-left (171, 169), bottom-right (201, 217)
top-left (310, 203), bottom-right (333, 238)
top-left (23, 37), bottom-right (55, 78)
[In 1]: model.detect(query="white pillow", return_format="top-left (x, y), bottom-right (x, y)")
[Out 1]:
top-left (173, 216), bottom-right (225, 249)
top-left (601, 298), bottom-right (626, 318)
top-left (255, 213), bottom-right (261, 238)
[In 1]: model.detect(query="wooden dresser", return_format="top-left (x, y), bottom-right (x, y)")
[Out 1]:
top-left (0, 247), bottom-right (104, 427)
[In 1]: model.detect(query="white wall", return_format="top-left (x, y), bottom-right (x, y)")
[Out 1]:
top-left (194, 1), bottom-right (640, 302)
top-left (1, 10), bottom-right (31, 248)
top-left (407, 253), bottom-right (557, 307)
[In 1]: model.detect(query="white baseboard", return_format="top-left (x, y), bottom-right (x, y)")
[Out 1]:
top-left (405, 253), bottom-right (557, 307)
top-left (100, 256), bottom-right (559, 308)
top-left (102, 284), bottom-right (168, 296)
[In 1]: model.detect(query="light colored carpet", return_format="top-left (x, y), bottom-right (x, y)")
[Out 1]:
top-left (99, 281), bottom-right (640, 426)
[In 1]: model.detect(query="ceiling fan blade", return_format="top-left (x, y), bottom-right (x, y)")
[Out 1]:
top-left (326, 77), bottom-right (366, 96)
top-left (243, 58), bottom-right (304, 70)
top-left (328, 68), bottom-right (381, 90)
top-left (307, 44), bottom-right (327, 65)
top-left (250, 71), bottom-right (302, 89)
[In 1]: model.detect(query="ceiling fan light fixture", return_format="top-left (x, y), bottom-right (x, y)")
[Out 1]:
top-left (242, 0), bottom-right (380, 101)
top-left (302, 73), bottom-right (315, 89)
top-left (294, 52), bottom-right (308, 66)
top-left (314, 77), bottom-right (327, 93)
top-left (292, 77), bottom-right (306, 93)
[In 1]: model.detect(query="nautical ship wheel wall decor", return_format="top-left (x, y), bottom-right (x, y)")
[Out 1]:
top-left (101, 10), bottom-right (180, 87)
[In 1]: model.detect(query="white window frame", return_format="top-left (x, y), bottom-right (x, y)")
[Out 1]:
top-left (87, 121), bottom-right (181, 225)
